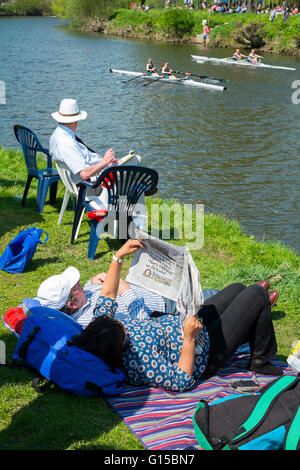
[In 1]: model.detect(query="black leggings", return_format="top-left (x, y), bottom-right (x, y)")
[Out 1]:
top-left (199, 283), bottom-right (277, 377)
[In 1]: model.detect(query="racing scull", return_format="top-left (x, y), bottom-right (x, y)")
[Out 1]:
top-left (109, 69), bottom-right (227, 91)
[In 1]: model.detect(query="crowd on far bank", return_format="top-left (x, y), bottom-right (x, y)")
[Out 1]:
top-left (208, 1), bottom-right (298, 18)
top-left (132, 0), bottom-right (299, 17)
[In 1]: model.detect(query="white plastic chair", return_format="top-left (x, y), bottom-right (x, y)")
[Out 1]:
top-left (54, 160), bottom-right (85, 240)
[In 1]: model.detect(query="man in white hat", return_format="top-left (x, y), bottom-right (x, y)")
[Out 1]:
top-left (49, 98), bottom-right (118, 212)
top-left (49, 98), bottom-right (148, 218)
top-left (34, 265), bottom-right (169, 329)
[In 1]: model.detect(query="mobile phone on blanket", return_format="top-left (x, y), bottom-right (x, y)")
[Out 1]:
top-left (230, 380), bottom-right (261, 393)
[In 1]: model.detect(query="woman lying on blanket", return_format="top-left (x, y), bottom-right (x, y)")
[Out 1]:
top-left (72, 240), bottom-right (283, 393)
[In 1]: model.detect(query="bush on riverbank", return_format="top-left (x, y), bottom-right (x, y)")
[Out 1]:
top-left (0, 0), bottom-right (53, 16)
top-left (0, 147), bottom-right (299, 449)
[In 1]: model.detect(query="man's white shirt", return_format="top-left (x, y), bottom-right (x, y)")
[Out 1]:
top-left (49, 124), bottom-right (102, 184)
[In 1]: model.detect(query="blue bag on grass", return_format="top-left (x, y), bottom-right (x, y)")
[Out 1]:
top-left (0, 227), bottom-right (48, 273)
top-left (12, 307), bottom-right (125, 397)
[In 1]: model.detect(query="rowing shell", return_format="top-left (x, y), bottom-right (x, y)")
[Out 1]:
top-left (109, 69), bottom-right (227, 91)
top-left (191, 55), bottom-right (296, 71)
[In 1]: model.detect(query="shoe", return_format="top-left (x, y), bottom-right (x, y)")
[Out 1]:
top-left (3, 307), bottom-right (27, 334)
top-left (256, 280), bottom-right (270, 291)
top-left (269, 290), bottom-right (279, 308)
top-left (144, 187), bottom-right (158, 197)
top-left (249, 360), bottom-right (283, 376)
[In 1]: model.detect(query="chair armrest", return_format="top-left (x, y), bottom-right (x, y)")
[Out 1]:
top-left (41, 147), bottom-right (53, 169)
top-left (80, 179), bottom-right (98, 188)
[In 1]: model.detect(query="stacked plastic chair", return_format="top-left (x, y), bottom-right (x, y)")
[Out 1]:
top-left (14, 125), bottom-right (60, 213)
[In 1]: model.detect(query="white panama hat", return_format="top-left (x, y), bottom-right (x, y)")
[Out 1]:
top-left (51, 98), bottom-right (87, 123)
top-left (36, 266), bottom-right (80, 310)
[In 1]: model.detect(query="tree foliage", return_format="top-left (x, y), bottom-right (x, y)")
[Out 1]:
top-left (159, 9), bottom-right (195, 38)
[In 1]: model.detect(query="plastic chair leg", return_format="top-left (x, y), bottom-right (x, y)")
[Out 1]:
top-left (49, 181), bottom-right (58, 205)
top-left (22, 174), bottom-right (34, 207)
top-left (58, 189), bottom-right (70, 225)
top-left (88, 219), bottom-right (103, 260)
top-left (37, 177), bottom-right (52, 213)
top-left (74, 208), bottom-right (85, 241)
top-left (71, 205), bottom-right (85, 244)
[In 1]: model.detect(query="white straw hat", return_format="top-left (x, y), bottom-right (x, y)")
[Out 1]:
top-left (36, 266), bottom-right (80, 310)
top-left (51, 99), bottom-right (87, 123)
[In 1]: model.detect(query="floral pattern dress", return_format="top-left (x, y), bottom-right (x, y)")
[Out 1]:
top-left (94, 296), bottom-right (210, 392)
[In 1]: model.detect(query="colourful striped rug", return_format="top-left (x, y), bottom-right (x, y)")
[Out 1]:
top-left (105, 350), bottom-right (295, 450)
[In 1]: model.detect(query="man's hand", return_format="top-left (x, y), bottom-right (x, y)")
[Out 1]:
top-left (91, 272), bottom-right (106, 284)
top-left (102, 148), bottom-right (118, 167)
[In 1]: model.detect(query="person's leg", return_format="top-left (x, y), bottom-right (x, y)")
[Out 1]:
top-left (200, 282), bottom-right (246, 326)
top-left (201, 284), bottom-right (280, 377)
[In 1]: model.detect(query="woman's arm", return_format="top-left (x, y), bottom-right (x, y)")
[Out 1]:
top-left (177, 316), bottom-right (203, 376)
top-left (100, 239), bottom-right (145, 300)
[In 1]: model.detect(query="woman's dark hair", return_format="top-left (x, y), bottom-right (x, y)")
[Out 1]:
top-left (72, 315), bottom-right (126, 371)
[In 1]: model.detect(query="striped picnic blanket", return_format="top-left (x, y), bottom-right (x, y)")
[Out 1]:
top-left (105, 350), bottom-right (295, 450)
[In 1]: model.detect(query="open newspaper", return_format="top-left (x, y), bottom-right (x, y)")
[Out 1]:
top-left (126, 229), bottom-right (204, 323)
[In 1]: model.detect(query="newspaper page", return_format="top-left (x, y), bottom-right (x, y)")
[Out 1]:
top-left (126, 229), bottom-right (203, 320)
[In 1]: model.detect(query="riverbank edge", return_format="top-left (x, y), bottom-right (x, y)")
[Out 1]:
top-left (1, 8), bottom-right (299, 56)
top-left (80, 10), bottom-right (300, 57)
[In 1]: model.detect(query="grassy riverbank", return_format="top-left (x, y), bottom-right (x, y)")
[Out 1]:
top-left (72, 8), bottom-right (300, 56)
top-left (0, 0), bottom-right (53, 16)
top-left (0, 147), bottom-right (299, 450)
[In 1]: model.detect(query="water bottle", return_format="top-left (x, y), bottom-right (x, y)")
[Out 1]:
top-left (287, 340), bottom-right (300, 372)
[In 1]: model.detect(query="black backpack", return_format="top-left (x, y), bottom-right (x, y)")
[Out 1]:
top-left (193, 375), bottom-right (300, 450)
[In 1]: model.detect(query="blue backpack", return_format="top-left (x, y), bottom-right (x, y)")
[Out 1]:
top-left (193, 375), bottom-right (300, 450)
top-left (12, 307), bottom-right (125, 397)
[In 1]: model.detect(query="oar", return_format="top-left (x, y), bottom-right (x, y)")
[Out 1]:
top-left (143, 75), bottom-right (164, 87)
top-left (173, 71), bottom-right (228, 83)
top-left (122, 73), bottom-right (147, 83)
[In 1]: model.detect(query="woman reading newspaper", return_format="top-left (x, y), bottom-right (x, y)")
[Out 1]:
top-left (72, 240), bottom-right (282, 392)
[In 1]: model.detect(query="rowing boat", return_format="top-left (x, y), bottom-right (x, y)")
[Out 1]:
top-left (109, 69), bottom-right (227, 91)
top-left (191, 55), bottom-right (296, 71)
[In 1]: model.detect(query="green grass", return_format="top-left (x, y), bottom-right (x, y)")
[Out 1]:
top-left (0, 147), bottom-right (299, 450)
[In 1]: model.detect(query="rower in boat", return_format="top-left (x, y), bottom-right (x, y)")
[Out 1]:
top-left (146, 58), bottom-right (159, 77)
top-left (161, 61), bottom-right (177, 79)
top-left (247, 49), bottom-right (264, 64)
top-left (232, 49), bottom-right (248, 61)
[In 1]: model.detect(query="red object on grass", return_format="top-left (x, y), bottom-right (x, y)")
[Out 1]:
top-left (3, 307), bottom-right (27, 334)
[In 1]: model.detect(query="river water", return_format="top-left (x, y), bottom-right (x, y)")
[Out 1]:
top-left (0, 16), bottom-right (299, 253)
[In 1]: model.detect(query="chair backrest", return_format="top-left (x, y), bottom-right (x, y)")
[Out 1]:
top-left (54, 160), bottom-right (79, 198)
top-left (94, 165), bottom-right (158, 214)
top-left (14, 125), bottom-right (50, 171)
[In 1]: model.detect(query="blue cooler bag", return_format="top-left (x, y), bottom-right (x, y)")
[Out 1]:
top-left (12, 307), bottom-right (125, 397)
top-left (0, 227), bottom-right (49, 273)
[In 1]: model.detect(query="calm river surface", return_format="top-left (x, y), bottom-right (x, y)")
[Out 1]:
top-left (0, 16), bottom-right (299, 253)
